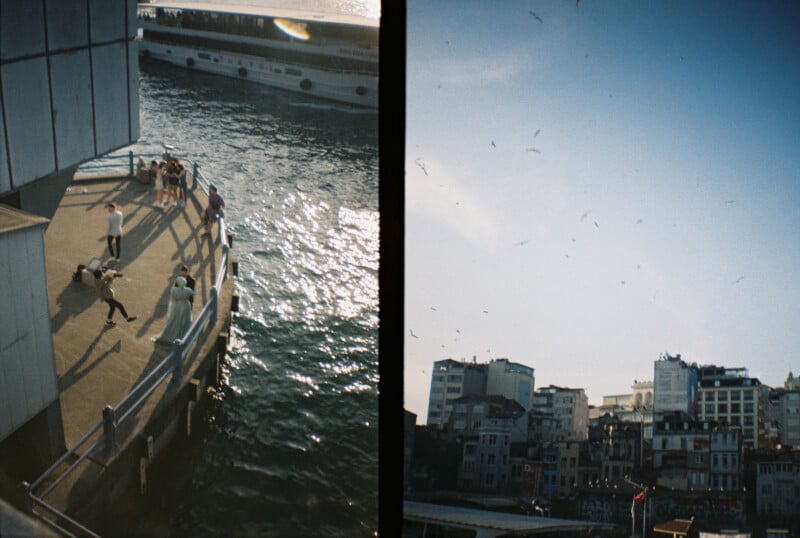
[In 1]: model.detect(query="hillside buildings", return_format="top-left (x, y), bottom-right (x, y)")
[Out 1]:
top-left (409, 352), bottom-right (800, 533)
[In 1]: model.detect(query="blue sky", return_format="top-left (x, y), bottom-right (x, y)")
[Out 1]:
top-left (404, 1), bottom-right (800, 421)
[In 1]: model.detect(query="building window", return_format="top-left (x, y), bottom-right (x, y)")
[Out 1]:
top-left (730, 391), bottom-right (741, 401)
top-left (718, 403), bottom-right (728, 414)
top-left (743, 391), bottom-right (754, 401)
top-left (488, 435), bottom-right (497, 445)
top-left (731, 403), bottom-right (740, 413)
top-left (433, 375), bottom-right (444, 382)
top-left (488, 454), bottom-right (496, 465)
top-left (705, 404), bottom-right (714, 414)
top-left (446, 386), bottom-right (461, 394)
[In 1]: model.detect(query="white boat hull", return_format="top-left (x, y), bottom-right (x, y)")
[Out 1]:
top-left (139, 41), bottom-right (378, 109)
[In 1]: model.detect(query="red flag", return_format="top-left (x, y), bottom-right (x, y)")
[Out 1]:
top-left (633, 490), bottom-right (646, 504)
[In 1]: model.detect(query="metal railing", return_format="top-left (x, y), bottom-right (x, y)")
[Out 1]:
top-left (22, 149), bottom-right (230, 537)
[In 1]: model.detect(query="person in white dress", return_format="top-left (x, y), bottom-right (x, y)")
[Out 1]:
top-left (156, 276), bottom-right (194, 344)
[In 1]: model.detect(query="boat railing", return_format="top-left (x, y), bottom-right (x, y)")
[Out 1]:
top-left (21, 150), bottom-right (231, 538)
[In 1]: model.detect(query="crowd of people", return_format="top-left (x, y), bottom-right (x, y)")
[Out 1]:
top-left (92, 155), bottom-right (226, 343)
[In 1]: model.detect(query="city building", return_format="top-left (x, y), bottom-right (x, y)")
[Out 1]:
top-left (458, 414), bottom-right (526, 494)
top-left (446, 394), bottom-right (527, 441)
top-left (600, 419), bottom-right (642, 482)
top-left (528, 409), bottom-right (560, 446)
top-left (696, 365), bottom-right (765, 450)
top-left (709, 425), bottom-right (743, 492)
top-left (754, 450), bottom-right (800, 516)
top-left (653, 353), bottom-right (698, 419)
top-left (534, 385), bottom-right (589, 441)
top-left (427, 357), bottom-right (535, 428)
top-left (426, 358), bottom-right (487, 428)
top-left (767, 373), bottom-right (800, 448)
top-left (652, 413), bottom-right (717, 491)
top-left (486, 358), bottom-right (536, 409)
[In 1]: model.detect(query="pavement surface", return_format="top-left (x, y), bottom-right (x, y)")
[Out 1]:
top-left (44, 177), bottom-right (221, 448)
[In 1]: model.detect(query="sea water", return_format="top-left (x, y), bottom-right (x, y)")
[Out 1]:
top-left (121, 35), bottom-right (379, 536)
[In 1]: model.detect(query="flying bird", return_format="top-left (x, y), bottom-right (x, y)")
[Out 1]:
top-left (636, 219), bottom-right (643, 224)
top-left (534, 129), bottom-right (541, 138)
top-left (732, 276), bottom-right (745, 285)
top-left (409, 329), bottom-right (419, 338)
top-left (526, 147), bottom-right (541, 153)
top-left (529, 10), bottom-right (544, 23)
top-left (482, 310), bottom-right (489, 314)
top-left (594, 221), bottom-right (599, 228)
top-left (580, 210), bottom-right (591, 221)
top-left (414, 158), bottom-right (428, 176)
top-left (430, 306), bottom-right (437, 311)
top-left (490, 140), bottom-right (496, 148)
top-left (515, 239), bottom-right (530, 246)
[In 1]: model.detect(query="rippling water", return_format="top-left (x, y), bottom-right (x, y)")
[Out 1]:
top-left (121, 51), bottom-right (378, 537)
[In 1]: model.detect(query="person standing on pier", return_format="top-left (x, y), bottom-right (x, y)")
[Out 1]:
top-left (93, 269), bottom-right (137, 327)
top-left (202, 185), bottom-right (225, 236)
top-left (157, 276), bottom-right (194, 343)
top-left (176, 265), bottom-right (196, 307)
top-left (106, 203), bottom-right (123, 262)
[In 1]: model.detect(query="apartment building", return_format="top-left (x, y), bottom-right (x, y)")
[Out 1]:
top-left (534, 385), bottom-right (589, 441)
top-left (427, 357), bottom-right (535, 427)
top-left (427, 359), bottom-right (487, 428)
top-left (653, 354), bottom-right (698, 419)
top-left (696, 365), bottom-right (765, 450)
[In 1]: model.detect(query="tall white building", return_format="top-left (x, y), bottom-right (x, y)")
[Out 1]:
top-left (653, 354), bottom-right (698, 418)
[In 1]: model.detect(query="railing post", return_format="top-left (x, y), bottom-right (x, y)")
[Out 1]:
top-left (128, 151), bottom-right (134, 177)
top-left (171, 339), bottom-right (185, 386)
top-left (210, 286), bottom-right (219, 323)
top-left (192, 162), bottom-right (199, 191)
top-left (103, 405), bottom-right (118, 454)
top-left (18, 481), bottom-right (33, 513)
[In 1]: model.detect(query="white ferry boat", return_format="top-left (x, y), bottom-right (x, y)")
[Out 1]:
top-left (137, 2), bottom-right (379, 109)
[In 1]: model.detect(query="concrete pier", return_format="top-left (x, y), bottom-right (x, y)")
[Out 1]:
top-left (32, 175), bottom-right (234, 534)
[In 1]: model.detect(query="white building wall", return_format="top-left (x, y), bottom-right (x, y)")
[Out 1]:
top-left (0, 211), bottom-right (58, 442)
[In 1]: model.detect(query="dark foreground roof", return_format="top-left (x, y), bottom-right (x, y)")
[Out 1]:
top-left (403, 501), bottom-right (616, 536)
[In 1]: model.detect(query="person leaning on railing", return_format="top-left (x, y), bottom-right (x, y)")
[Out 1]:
top-left (201, 185), bottom-right (225, 237)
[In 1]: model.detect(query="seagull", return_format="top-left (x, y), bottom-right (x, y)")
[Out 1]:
top-left (580, 210), bottom-right (591, 221)
top-left (529, 10), bottom-right (544, 23)
top-left (515, 239), bottom-right (530, 246)
top-left (491, 140), bottom-right (496, 148)
top-left (409, 329), bottom-right (419, 338)
top-left (526, 147), bottom-right (541, 153)
top-left (636, 219), bottom-right (643, 224)
top-left (732, 276), bottom-right (745, 285)
top-left (414, 158), bottom-right (428, 176)
top-left (534, 129), bottom-right (541, 138)
top-left (482, 310), bottom-right (489, 314)
top-left (594, 221), bottom-right (599, 228)
top-left (430, 306), bottom-right (437, 311)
